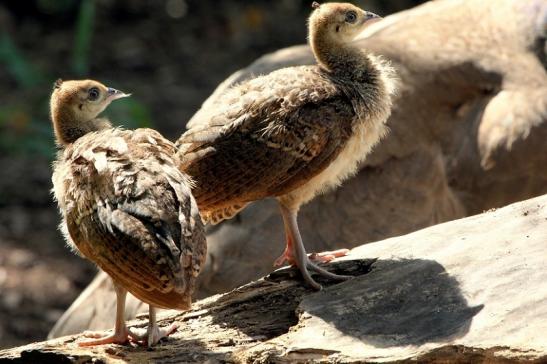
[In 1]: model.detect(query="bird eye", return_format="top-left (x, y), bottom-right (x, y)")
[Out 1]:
top-left (345, 11), bottom-right (357, 23)
top-left (88, 87), bottom-right (100, 101)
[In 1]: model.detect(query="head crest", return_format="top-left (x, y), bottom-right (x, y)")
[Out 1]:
top-left (53, 79), bottom-right (63, 90)
top-left (311, 2), bottom-right (320, 9)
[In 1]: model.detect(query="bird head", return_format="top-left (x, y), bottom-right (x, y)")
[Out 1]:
top-left (309, 2), bottom-right (381, 44)
top-left (50, 79), bottom-right (130, 123)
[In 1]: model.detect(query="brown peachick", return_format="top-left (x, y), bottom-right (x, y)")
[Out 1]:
top-left (176, 2), bottom-right (396, 289)
top-left (51, 79), bottom-right (206, 346)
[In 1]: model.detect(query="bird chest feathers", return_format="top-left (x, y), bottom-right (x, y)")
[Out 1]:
top-left (280, 56), bottom-right (396, 210)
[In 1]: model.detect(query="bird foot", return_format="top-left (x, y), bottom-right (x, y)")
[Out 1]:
top-left (78, 329), bottom-right (132, 346)
top-left (128, 323), bottom-right (178, 346)
top-left (309, 248), bottom-right (350, 263)
top-left (273, 246), bottom-right (292, 267)
top-left (293, 257), bottom-right (352, 290)
top-left (274, 248), bottom-right (350, 267)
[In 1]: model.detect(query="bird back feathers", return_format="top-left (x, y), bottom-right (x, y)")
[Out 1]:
top-left (52, 127), bottom-right (206, 309)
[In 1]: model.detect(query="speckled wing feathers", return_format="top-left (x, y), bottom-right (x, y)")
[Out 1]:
top-left (176, 66), bottom-right (356, 224)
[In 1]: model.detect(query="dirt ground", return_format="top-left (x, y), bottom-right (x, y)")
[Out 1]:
top-left (0, 0), bottom-right (424, 349)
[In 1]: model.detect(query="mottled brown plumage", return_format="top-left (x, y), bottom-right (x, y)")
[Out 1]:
top-left (177, 3), bottom-right (396, 289)
top-left (51, 79), bottom-right (206, 346)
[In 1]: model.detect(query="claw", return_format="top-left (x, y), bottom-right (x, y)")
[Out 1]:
top-left (308, 248), bottom-right (350, 263)
top-left (126, 306), bottom-right (178, 346)
top-left (128, 323), bottom-right (178, 346)
top-left (78, 329), bottom-right (131, 346)
top-left (273, 247), bottom-right (293, 267)
top-left (275, 247), bottom-right (350, 267)
top-left (148, 323), bottom-right (178, 346)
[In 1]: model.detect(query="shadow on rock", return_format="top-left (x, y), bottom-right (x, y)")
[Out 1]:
top-left (299, 258), bottom-right (483, 347)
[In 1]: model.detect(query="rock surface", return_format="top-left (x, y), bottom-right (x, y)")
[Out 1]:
top-left (48, 0), bottom-right (547, 339)
top-left (2, 194), bottom-right (547, 363)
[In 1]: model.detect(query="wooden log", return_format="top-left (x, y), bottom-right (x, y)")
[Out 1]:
top-left (2, 194), bottom-right (547, 363)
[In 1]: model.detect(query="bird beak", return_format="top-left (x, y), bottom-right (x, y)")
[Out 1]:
top-left (106, 87), bottom-right (131, 102)
top-left (362, 11), bottom-right (382, 25)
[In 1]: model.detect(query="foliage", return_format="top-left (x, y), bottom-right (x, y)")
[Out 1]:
top-left (72, 0), bottom-right (94, 76)
top-left (0, 0), bottom-right (153, 159)
top-left (0, 34), bottom-right (44, 88)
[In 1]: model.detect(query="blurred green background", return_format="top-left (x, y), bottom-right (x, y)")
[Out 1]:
top-left (0, 0), bottom-right (425, 349)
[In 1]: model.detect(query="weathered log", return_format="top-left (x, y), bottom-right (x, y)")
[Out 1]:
top-left (3, 194), bottom-right (547, 363)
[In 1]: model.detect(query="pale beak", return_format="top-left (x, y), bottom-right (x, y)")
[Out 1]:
top-left (361, 11), bottom-right (383, 28)
top-left (106, 87), bottom-right (131, 102)
top-left (365, 11), bottom-right (381, 20)
top-left (361, 11), bottom-right (382, 25)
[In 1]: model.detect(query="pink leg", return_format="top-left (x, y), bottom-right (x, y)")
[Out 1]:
top-left (277, 202), bottom-right (351, 290)
top-left (78, 282), bottom-right (132, 346)
top-left (79, 284), bottom-right (177, 347)
top-left (273, 224), bottom-right (294, 267)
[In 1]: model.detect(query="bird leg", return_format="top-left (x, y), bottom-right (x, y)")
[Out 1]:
top-left (273, 222), bottom-right (295, 267)
top-left (278, 203), bottom-right (351, 290)
top-left (78, 282), bottom-right (133, 346)
top-left (128, 306), bottom-right (178, 346)
top-left (274, 222), bottom-right (349, 267)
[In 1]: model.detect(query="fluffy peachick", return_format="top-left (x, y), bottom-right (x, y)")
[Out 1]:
top-left (177, 2), bottom-right (396, 289)
top-left (51, 79), bottom-right (206, 346)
